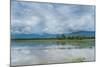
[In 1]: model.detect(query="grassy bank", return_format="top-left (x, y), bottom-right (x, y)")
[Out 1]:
top-left (11, 38), bottom-right (95, 43)
top-left (11, 36), bottom-right (95, 40)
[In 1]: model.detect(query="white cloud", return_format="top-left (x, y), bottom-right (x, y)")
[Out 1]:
top-left (11, 16), bottom-right (41, 34)
top-left (11, 2), bottom-right (95, 34)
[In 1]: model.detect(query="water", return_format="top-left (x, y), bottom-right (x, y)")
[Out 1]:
top-left (11, 40), bottom-right (95, 66)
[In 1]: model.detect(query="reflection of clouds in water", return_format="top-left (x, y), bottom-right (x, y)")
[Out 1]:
top-left (11, 43), bottom-right (89, 50)
top-left (11, 45), bottom-right (95, 66)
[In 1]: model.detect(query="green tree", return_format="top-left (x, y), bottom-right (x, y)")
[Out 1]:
top-left (61, 34), bottom-right (66, 39)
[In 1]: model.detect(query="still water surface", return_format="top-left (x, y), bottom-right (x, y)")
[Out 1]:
top-left (11, 40), bottom-right (95, 66)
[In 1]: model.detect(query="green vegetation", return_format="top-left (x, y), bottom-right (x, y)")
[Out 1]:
top-left (72, 57), bottom-right (85, 62)
top-left (11, 34), bottom-right (95, 41)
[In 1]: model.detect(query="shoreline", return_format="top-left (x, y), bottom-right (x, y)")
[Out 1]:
top-left (11, 38), bottom-right (95, 42)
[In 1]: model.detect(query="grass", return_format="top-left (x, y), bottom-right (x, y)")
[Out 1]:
top-left (11, 38), bottom-right (94, 43)
top-left (64, 56), bottom-right (86, 63)
top-left (72, 57), bottom-right (85, 62)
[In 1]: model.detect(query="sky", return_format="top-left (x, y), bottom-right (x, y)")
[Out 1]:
top-left (11, 0), bottom-right (95, 34)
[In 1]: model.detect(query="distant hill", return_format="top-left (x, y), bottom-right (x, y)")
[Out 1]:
top-left (11, 33), bottom-right (57, 39)
top-left (69, 31), bottom-right (95, 37)
top-left (11, 31), bottom-right (95, 39)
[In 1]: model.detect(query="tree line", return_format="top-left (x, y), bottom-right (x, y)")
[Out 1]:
top-left (12, 34), bottom-right (95, 40)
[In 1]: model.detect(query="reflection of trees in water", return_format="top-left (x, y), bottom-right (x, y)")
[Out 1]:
top-left (56, 41), bottom-right (66, 45)
top-left (54, 40), bottom-right (95, 49)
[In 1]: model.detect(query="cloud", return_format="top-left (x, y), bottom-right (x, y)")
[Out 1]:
top-left (11, 16), bottom-right (41, 34)
top-left (11, 1), bottom-right (95, 34)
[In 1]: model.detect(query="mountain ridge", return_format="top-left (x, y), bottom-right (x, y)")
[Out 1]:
top-left (11, 31), bottom-right (95, 39)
